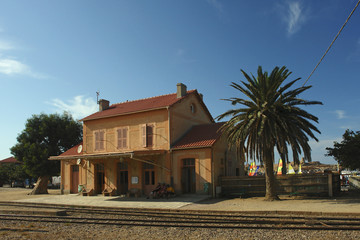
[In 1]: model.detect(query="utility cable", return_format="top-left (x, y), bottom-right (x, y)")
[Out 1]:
top-left (303, 0), bottom-right (360, 86)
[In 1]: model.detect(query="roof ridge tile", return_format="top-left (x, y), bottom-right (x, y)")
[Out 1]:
top-left (110, 89), bottom-right (196, 106)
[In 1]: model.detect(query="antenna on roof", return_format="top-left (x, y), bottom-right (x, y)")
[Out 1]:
top-left (96, 91), bottom-right (100, 104)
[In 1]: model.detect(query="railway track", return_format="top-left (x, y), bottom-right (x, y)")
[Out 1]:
top-left (0, 201), bottom-right (359, 231)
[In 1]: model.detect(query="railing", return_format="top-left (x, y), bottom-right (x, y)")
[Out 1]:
top-left (220, 173), bottom-right (340, 197)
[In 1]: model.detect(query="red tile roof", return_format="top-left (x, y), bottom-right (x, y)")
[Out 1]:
top-left (172, 122), bottom-right (225, 150)
top-left (0, 157), bottom-right (18, 163)
top-left (82, 90), bottom-right (199, 121)
top-left (59, 142), bottom-right (83, 157)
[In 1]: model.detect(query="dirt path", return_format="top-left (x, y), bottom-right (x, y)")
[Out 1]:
top-left (180, 191), bottom-right (360, 214)
top-left (0, 187), bottom-right (359, 214)
top-left (0, 187), bottom-right (61, 201)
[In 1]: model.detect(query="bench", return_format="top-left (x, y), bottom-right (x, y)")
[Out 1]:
top-left (127, 188), bottom-right (141, 198)
top-left (102, 188), bottom-right (116, 196)
top-left (81, 188), bottom-right (94, 196)
top-left (222, 188), bottom-right (247, 198)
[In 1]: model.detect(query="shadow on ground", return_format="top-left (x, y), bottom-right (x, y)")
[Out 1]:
top-left (188, 190), bottom-right (360, 205)
top-left (106, 194), bottom-right (211, 203)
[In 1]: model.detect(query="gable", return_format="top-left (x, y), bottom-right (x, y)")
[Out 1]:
top-left (81, 90), bottom-right (198, 122)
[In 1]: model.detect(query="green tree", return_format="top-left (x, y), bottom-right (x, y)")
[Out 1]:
top-left (11, 112), bottom-right (82, 194)
top-left (0, 163), bottom-right (28, 186)
top-left (0, 163), bottom-right (12, 185)
top-left (217, 66), bottom-right (322, 200)
top-left (326, 130), bottom-right (360, 170)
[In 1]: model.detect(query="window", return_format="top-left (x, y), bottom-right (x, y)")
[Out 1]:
top-left (183, 158), bottom-right (195, 167)
top-left (94, 130), bottom-right (105, 151)
top-left (118, 162), bottom-right (128, 170)
top-left (72, 165), bottom-right (79, 172)
top-left (117, 127), bottom-right (128, 149)
top-left (190, 103), bottom-right (196, 114)
top-left (143, 162), bottom-right (155, 185)
top-left (141, 124), bottom-right (154, 147)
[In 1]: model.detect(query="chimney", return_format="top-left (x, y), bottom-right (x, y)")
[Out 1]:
top-left (99, 99), bottom-right (110, 112)
top-left (177, 83), bottom-right (187, 98)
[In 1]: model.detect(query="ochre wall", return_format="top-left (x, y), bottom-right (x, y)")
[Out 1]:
top-left (83, 109), bottom-right (169, 154)
top-left (213, 136), bottom-right (245, 179)
top-left (60, 92), bottom-right (245, 195)
top-left (169, 94), bottom-right (213, 145)
top-left (172, 148), bottom-right (212, 194)
top-left (61, 154), bottom-right (172, 195)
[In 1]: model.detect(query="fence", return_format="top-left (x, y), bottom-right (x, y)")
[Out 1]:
top-left (220, 173), bottom-right (340, 197)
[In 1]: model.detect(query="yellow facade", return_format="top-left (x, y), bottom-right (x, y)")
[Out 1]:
top-left (58, 86), bottom-right (243, 196)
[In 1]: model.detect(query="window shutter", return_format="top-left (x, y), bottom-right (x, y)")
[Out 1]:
top-left (122, 128), bottom-right (127, 148)
top-left (117, 129), bottom-right (122, 149)
top-left (95, 131), bottom-right (99, 150)
top-left (141, 124), bottom-right (147, 147)
top-left (95, 130), bottom-right (105, 151)
top-left (147, 125), bottom-right (153, 147)
top-left (117, 127), bottom-right (129, 149)
top-left (99, 131), bottom-right (105, 150)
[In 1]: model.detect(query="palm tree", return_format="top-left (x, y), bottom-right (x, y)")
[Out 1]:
top-left (217, 66), bottom-right (322, 201)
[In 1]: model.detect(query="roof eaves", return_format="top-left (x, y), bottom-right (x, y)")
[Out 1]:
top-left (81, 106), bottom-right (169, 122)
top-left (171, 145), bottom-right (213, 151)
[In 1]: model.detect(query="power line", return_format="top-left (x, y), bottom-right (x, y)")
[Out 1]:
top-left (303, 0), bottom-right (360, 86)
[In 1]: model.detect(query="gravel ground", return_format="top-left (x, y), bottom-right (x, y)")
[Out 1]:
top-left (1, 219), bottom-right (360, 240)
top-left (1, 187), bottom-right (360, 239)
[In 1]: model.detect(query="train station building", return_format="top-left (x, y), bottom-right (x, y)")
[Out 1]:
top-left (49, 83), bottom-right (244, 197)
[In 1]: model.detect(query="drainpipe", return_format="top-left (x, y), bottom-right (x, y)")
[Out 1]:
top-left (167, 106), bottom-right (171, 150)
top-left (225, 149), bottom-right (228, 176)
top-left (211, 147), bottom-right (215, 198)
top-left (167, 106), bottom-right (174, 186)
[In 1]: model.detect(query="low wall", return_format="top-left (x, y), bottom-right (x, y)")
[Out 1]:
top-left (349, 176), bottom-right (360, 189)
top-left (220, 173), bottom-right (340, 197)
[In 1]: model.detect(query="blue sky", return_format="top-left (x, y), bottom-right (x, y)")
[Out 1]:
top-left (0, 0), bottom-right (359, 165)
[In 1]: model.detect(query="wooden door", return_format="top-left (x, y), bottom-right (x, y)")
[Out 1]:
top-left (181, 158), bottom-right (196, 193)
top-left (143, 163), bottom-right (156, 196)
top-left (71, 165), bottom-right (79, 193)
top-left (95, 163), bottom-right (105, 194)
top-left (117, 162), bottom-right (129, 195)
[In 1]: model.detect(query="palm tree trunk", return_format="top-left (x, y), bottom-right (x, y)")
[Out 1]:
top-left (282, 159), bottom-right (287, 175)
top-left (263, 150), bottom-right (279, 201)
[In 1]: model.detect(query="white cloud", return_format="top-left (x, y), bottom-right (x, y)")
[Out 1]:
top-left (278, 1), bottom-right (309, 36)
top-left (334, 110), bottom-right (346, 119)
top-left (0, 30), bottom-right (49, 79)
top-left (0, 58), bottom-right (29, 75)
top-left (309, 139), bottom-right (339, 151)
top-left (0, 40), bottom-right (14, 51)
top-left (49, 96), bottom-right (98, 120)
top-left (308, 138), bottom-right (341, 164)
top-left (206, 0), bottom-right (224, 14)
top-left (0, 57), bottom-right (49, 79)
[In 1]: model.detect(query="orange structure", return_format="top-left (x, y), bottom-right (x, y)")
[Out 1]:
top-left (49, 83), bottom-right (244, 196)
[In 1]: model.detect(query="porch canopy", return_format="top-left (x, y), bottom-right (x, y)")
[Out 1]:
top-left (48, 143), bottom-right (169, 171)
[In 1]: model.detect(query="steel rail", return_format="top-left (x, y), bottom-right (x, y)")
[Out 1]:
top-left (1, 201), bottom-right (359, 223)
top-left (0, 213), bottom-right (360, 231)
